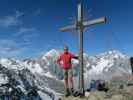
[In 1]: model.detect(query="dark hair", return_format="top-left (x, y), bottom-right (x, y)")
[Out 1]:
top-left (64, 46), bottom-right (68, 50)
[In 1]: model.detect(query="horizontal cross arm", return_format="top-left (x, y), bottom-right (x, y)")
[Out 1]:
top-left (59, 17), bottom-right (106, 32)
top-left (59, 25), bottom-right (76, 32)
top-left (83, 17), bottom-right (106, 27)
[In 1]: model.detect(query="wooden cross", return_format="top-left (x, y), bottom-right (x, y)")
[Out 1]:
top-left (59, 0), bottom-right (106, 95)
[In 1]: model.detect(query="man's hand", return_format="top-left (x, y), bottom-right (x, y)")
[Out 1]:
top-left (74, 56), bottom-right (78, 59)
top-left (54, 60), bottom-right (62, 69)
top-left (54, 60), bottom-right (57, 64)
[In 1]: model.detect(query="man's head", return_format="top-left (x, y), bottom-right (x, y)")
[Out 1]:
top-left (64, 46), bottom-right (69, 53)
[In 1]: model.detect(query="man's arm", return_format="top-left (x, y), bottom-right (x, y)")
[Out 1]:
top-left (56, 56), bottom-right (62, 66)
top-left (73, 56), bottom-right (78, 59)
top-left (70, 53), bottom-right (78, 59)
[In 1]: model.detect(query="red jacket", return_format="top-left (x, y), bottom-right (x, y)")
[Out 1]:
top-left (57, 52), bottom-right (78, 70)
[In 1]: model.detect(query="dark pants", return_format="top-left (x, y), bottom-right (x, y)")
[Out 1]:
top-left (64, 69), bottom-right (73, 94)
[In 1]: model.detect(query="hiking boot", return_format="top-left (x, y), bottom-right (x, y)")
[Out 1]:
top-left (65, 88), bottom-right (70, 97)
top-left (79, 93), bottom-right (85, 98)
top-left (70, 88), bottom-right (74, 95)
top-left (73, 91), bottom-right (80, 97)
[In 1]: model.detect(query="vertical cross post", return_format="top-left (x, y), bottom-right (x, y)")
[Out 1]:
top-left (77, 1), bottom-right (84, 95)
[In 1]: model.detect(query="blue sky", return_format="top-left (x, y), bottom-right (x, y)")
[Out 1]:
top-left (0, 0), bottom-right (133, 59)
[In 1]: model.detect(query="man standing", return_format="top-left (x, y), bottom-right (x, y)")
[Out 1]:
top-left (56, 46), bottom-right (78, 97)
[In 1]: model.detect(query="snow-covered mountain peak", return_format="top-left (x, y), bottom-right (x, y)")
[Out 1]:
top-left (44, 49), bottom-right (60, 58)
top-left (0, 58), bottom-right (12, 65)
top-left (0, 58), bottom-right (25, 71)
top-left (85, 50), bottom-right (131, 82)
top-left (100, 50), bottom-right (126, 57)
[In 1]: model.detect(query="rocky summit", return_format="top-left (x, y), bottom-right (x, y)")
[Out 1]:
top-left (61, 76), bottom-right (133, 100)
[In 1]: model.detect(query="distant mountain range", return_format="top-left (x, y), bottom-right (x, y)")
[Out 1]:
top-left (0, 49), bottom-right (132, 100)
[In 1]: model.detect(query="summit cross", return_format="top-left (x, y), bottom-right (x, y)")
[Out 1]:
top-left (59, 0), bottom-right (107, 95)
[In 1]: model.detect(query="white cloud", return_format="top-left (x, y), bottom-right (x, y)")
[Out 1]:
top-left (0, 39), bottom-right (41, 59)
top-left (0, 10), bottom-right (40, 58)
top-left (0, 39), bottom-right (30, 58)
top-left (22, 32), bottom-right (39, 44)
top-left (19, 27), bottom-right (35, 33)
top-left (0, 10), bottom-right (23, 28)
top-left (0, 39), bottom-right (20, 56)
top-left (15, 10), bottom-right (24, 18)
top-left (0, 39), bottom-right (19, 51)
top-left (13, 27), bottom-right (39, 45)
top-left (0, 16), bottom-right (20, 27)
top-left (15, 27), bottom-right (36, 36)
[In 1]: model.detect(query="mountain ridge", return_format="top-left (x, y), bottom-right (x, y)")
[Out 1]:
top-left (0, 49), bottom-right (132, 100)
